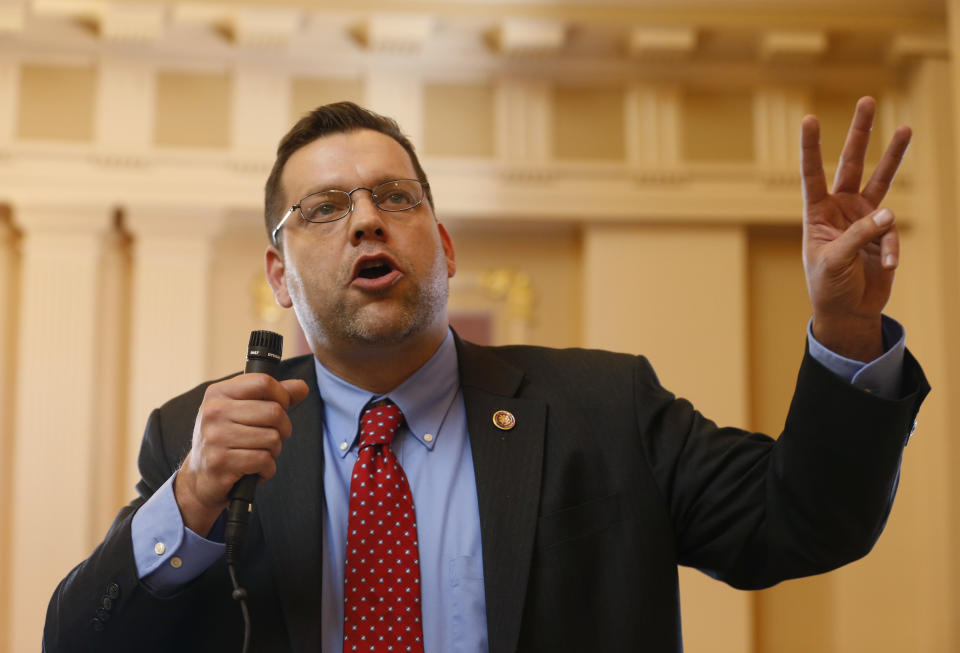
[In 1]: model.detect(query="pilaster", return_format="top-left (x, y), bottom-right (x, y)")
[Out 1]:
top-left (364, 72), bottom-right (424, 150)
top-left (582, 223), bottom-right (751, 653)
top-left (753, 87), bottom-right (810, 178)
top-left (0, 57), bottom-right (19, 147)
top-left (625, 83), bottom-right (681, 169)
top-left (231, 64), bottom-right (290, 155)
top-left (494, 79), bottom-right (552, 166)
top-left (124, 206), bottom-right (226, 492)
top-left (0, 209), bottom-right (19, 653)
top-left (943, 4), bottom-right (960, 644)
top-left (95, 56), bottom-right (155, 149)
top-left (8, 203), bottom-right (113, 653)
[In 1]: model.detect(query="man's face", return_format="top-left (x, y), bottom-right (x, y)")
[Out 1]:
top-left (265, 129), bottom-right (456, 353)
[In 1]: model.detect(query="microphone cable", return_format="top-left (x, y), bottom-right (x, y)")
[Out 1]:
top-left (225, 330), bottom-right (284, 653)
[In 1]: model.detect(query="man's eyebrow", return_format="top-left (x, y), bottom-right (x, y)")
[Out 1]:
top-left (297, 175), bottom-right (414, 198)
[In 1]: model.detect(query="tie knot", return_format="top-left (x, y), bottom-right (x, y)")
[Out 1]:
top-left (358, 400), bottom-right (404, 449)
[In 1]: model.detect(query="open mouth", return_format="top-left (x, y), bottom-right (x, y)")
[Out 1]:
top-left (351, 254), bottom-right (401, 287)
top-left (356, 261), bottom-right (394, 279)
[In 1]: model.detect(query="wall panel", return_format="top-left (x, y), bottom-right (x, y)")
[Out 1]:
top-left (583, 223), bottom-right (752, 653)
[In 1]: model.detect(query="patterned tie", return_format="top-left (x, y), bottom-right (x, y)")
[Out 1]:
top-left (343, 400), bottom-right (424, 653)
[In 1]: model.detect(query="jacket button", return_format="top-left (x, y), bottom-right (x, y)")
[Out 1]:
top-left (106, 583), bottom-right (120, 600)
top-left (101, 596), bottom-right (112, 610)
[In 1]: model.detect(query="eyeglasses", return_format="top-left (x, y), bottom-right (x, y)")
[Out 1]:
top-left (271, 178), bottom-right (430, 245)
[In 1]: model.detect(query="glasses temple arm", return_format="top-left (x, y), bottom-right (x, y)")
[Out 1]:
top-left (271, 206), bottom-right (296, 246)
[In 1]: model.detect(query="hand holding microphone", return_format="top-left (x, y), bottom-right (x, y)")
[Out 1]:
top-left (173, 332), bottom-right (309, 541)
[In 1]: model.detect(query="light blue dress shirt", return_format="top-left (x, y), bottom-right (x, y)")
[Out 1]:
top-left (315, 330), bottom-right (486, 653)
top-left (131, 318), bottom-right (908, 650)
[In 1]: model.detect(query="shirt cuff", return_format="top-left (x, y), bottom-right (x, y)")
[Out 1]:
top-left (130, 471), bottom-right (226, 594)
top-left (806, 315), bottom-right (905, 399)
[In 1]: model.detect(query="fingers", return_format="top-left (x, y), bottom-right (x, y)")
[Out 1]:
top-left (185, 375), bottom-right (309, 507)
top-left (832, 96), bottom-right (876, 194)
top-left (282, 379), bottom-right (311, 407)
top-left (861, 125), bottom-right (912, 207)
top-left (213, 373), bottom-right (299, 408)
top-left (800, 114), bottom-right (828, 205)
top-left (879, 223), bottom-right (899, 269)
top-left (207, 447), bottom-right (280, 483)
top-left (204, 415), bottom-right (287, 457)
top-left (826, 207), bottom-right (896, 268)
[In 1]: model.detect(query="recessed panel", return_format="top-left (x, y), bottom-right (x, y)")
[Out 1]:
top-left (17, 64), bottom-right (95, 142)
top-left (812, 93), bottom-right (883, 170)
top-left (154, 71), bottom-right (231, 148)
top-left (681, 90), bottom-right (754, 163)
top-left (290, 78), bottom-right (363, 124)
top-left (552, 86), bottom-right (625, 161)
top-left (423, 83), bottom-right (494, 157)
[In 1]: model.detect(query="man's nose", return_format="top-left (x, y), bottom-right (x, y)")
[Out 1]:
top-left (347, 190), bottom-right (387, 244)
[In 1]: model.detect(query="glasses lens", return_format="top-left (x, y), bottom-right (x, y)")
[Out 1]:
top-left (299, 190), bottom-right (351, 223)
top-left (372, 180), bottom-right (423, 212)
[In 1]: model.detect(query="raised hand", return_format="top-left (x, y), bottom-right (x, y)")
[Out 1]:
top-left (801, 96), bottom-right (912, 362)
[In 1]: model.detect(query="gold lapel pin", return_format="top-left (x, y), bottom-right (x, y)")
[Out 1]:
top-left (492, 410), bottom-right (516, 431)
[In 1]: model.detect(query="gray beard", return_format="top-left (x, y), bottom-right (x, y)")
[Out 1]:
top-left (297, 247), bottom-right (449, 349)
top-left (329, 272), bottom-right (447, 346)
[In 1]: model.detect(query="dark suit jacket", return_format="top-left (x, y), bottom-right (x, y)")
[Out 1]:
top-left (44, 336), bottom-right (929, 652)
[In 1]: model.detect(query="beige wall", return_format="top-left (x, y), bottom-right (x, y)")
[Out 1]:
top-left (0, 1), bottom-right (957, 652)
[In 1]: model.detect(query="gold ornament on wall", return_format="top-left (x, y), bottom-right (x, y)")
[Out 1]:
top-left (478, 268), bottom-right (535, 322)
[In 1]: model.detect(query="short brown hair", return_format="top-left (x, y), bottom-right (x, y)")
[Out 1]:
top-left (263, 101), bottom-right (433, 243)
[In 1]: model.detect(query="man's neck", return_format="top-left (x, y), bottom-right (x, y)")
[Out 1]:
top-left (312, 325), bottom-right (449, 394)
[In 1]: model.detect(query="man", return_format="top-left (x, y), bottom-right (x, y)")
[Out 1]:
top-left (44, 100), bottom-right (928, 652)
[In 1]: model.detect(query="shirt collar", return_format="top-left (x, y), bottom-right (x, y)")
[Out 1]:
top-left (313, 329), bottom-right (461, 458)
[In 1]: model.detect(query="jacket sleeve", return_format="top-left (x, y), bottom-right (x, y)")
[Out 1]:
top-left (638, 346), bottom-right (929, 589)
top-left (42, 384), bottom-right (237, 652)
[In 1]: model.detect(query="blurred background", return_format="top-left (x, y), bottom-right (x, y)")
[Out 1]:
top-left (0, 0), bottom-right (957, 651)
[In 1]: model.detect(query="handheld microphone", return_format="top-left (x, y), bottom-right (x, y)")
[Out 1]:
top-left (225, 330), bottom-right (284, 567)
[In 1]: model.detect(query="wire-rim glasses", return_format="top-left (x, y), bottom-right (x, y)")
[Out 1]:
top-left (271, 179), bottom-right (429, 245)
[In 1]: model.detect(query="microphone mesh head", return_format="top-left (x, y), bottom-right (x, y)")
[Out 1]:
top-left (248, 330), bottom-right (283, 358)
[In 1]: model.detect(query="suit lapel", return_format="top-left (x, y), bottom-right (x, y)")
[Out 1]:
top-left (456, 337), bottom-right (545, 653)
top-left (256, 355), bottom-right (324, 653)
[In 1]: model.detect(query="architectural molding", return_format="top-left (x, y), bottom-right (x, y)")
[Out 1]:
top-left (229, 7), bottom-right (301, 48)
top-left (0, 2), bottom-right (25, 33)
top-left (360, 13), bottom-right (434, 52)
top-left (495, 17), bottom-right (566, 55)
top-left (888, 32), bottom-right (950, 63)
top-left (627, 27), bottom-right (698, 60)
top-left (99, 3), bottom-right (167, 42)
top-left (758, 30), bottom-right (828, 62)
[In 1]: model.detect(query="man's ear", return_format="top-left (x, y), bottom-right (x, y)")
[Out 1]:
top-left (265, 245), bottom-right (293, 308)
top-left (437, 223), bottom-right (456, 278)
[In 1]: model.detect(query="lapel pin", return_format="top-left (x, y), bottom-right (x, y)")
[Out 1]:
top-left (492, 410), bottom-right (516, 431)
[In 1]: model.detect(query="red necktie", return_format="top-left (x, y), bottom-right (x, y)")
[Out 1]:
top-left (343, 400), bottom-right (424, 653)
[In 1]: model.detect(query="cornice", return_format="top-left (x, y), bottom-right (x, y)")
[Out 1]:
top-left (1, 0), bottom-right (946, 70)
top-left (0, 144), bottom-right (916, 224)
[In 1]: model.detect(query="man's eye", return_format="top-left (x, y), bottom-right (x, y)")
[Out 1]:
top-left (303, 196), bottom-right (348, 220)
top-left (383, 192), bottom-right (413, 206)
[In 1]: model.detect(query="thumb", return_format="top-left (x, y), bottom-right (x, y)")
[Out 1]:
top-left (828, 207), bottom-right (894, 266)
top-left (281, 379), bottom-right (310, 408)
